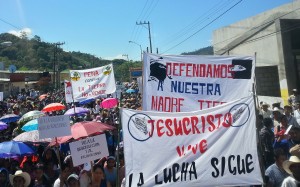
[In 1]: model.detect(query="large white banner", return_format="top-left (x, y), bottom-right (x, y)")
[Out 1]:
top-left (69, 134), bottom-right (109, 167)
top-left (70, 64), bottom-right (116, 102)
top-left (122, 96), bottom-right (262, 187)
top-left (143, 53), bottom-right (255, 112)
top-left (64, 80), bottom-right (73, 104)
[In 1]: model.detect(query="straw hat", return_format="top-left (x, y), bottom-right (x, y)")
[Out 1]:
top-left (9, 170), bottom-right (31, 187)
top-left (283, 156), bottom-right (300, 175)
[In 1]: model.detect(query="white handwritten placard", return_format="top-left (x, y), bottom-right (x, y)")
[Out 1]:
top-left (69, 134), bottom-right (109, 166)
top-left (38, 115), bottom-right (71, 139)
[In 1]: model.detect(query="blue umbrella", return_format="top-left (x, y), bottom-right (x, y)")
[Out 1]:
top-left (0, 114), bottom-right (20, 123)
top-left (0, 141), bottom-right (35, 158)
top-left (126, 89), bottom-right (137, 93)
top-left (22, 119), bottom-right (38, 132)
top-left (0, 122), bottom-right (7, 131)
top-left (79, 98), bottom-right (95, 105)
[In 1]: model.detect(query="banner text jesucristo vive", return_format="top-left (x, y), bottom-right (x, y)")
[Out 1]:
top-left (122, 96), bottom-right (262, 187)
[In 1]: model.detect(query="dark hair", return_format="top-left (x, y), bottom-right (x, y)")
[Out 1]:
top-left (60, 162), bottom-right (69, 172)
top-left (274, 148), bottom-right (286, 160)
top-left (34, 163), bottom-right (44, 171)
top-left (263, 118), bottom-right (273, 127)
top-left (92, 164), bottom-right (104, 173)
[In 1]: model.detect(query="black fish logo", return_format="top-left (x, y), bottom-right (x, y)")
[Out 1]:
top-left (148, 57), bottom-right (172, 91)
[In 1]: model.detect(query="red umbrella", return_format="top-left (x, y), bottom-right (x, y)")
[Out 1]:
top-left (49, 121), bottom-right (115, 145)
top-left (101, 98), bottom-right (118, 109)
top-left (71, 121), bottom-right (115, 139)
top-left (39, 94), bottom-right (48, 101)
top-left (42, 103), bottom-right (66, 112)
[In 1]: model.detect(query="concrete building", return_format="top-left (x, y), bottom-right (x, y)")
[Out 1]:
top-left (213, 1), bottom-right (300, 103)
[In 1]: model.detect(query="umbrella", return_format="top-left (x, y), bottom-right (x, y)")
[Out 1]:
top-left (21, 119), bottom-right (38, 132)
top-left (101, 98), bottom-right (118, 109)
top-left (19, 110), bottom-right (45, 122)
top-left (39, 94), bottom-right (48, 101)
top-left (71, 121), bottom-right (115, 139)
top-left (48, 136), bottom-right (73, 147)
top-left (0, 122), bottom-right (8, 131)
top-left (126, 89), bottom-right (137, 93)
top-left (79, 98), bottom-right (95, 105)
top-left (42, 103), bottom-right (66, 112)
top-left (0, 141), bottom-right (35, 158)
top-left (13, 130), bottom-right (52, 143)
top-left (64, 107), bottom-right (90, 116)
top-left (49, 121), bottom-right (115, 145)
top-left (0, 114), bottom-right (20, 123)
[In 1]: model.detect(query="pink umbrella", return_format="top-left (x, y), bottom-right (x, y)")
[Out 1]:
top-left (42, 103), bottom-right (66, 112)
top-left (71, 121), bottom-right (115, 139)
top-left (101, 98), bottom-right (118, 109)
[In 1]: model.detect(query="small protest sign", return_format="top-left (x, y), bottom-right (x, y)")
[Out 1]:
top-left (69, 134), bottom-right (109, 166)
top-left (0, 92), bottom-right (3, 101)
top-left (38, 115), bottom-right (71, 139)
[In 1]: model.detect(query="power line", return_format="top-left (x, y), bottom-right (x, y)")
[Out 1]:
top-left (158, 0), bottom-right (234, 48)
top-left (239, 22), bottom-right (300, 46)
top-left (212, 6), bottom-right (300, 48)
top-left (161, 0), bottom-right (243, 54)
top-left (0, 18), bottom-right (22, 30)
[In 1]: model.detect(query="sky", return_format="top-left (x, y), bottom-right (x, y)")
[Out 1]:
top-left (0, 0), bottom-right (295, 61)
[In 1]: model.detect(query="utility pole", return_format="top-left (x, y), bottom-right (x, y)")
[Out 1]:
top-left (122, 54), bottom-right (129, 61)
top-left (53, 42), bottom-right (65, 90)
top-left (136, 21), bottom-right (152, 53)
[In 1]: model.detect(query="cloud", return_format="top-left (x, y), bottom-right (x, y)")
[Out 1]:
top-left (103, 54), bottom-right (127, 60)
top-left (8, 28), bottom-right (32, 38)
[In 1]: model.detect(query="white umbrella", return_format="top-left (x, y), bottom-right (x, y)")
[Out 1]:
top-left (13, 130), bottom-right (52, 143)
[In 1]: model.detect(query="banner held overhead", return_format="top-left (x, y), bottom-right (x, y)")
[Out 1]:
top-left (122, 96), bottom-right (263, 186)
top-left (70, 64), bottom-right (116, 102)
top-left (143, 53), bottom-right (255, 112)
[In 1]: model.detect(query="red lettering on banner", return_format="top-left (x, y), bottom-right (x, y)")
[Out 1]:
top-left (151, 96), bottom-right (184, 112)
top-left (147, 114), bottom-right (231, 138)
top-left (166, 62), bottom-right (234, 78)
top-left (198, 100), bottom-right (227, 110)
top-left (84, 70), bottom-right (99, 77)
top-left (176, 139), bottom-right (207, 157)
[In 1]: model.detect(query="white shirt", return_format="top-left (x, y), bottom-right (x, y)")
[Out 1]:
top-left (281, 176), bottom-right (300, 187)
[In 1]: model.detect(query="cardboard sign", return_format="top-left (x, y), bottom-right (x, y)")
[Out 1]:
top-left (69, 134), bottom-right (109, 166)
top-left (38, 115), bottom-right (71, 139)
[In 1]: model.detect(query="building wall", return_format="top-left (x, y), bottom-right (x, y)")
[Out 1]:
top-left (213, 1), bottom-right (300, 103)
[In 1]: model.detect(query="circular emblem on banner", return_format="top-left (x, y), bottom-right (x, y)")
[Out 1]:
top-left (227, 103), bottom-right (250, 127)
top-left (128, 113), bottom-right (153, 142)
top-left (70, 71), bottom-right (81, 81)
top-left (103, 65), bottom-right (112, 75)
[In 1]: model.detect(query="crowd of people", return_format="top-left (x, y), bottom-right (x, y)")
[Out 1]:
top-left (259, 89), bottom-right (300, 186)
top-left (0, 82), bottom-right (141, 187)
top-left (1, 82), bottom-right (300, 186)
